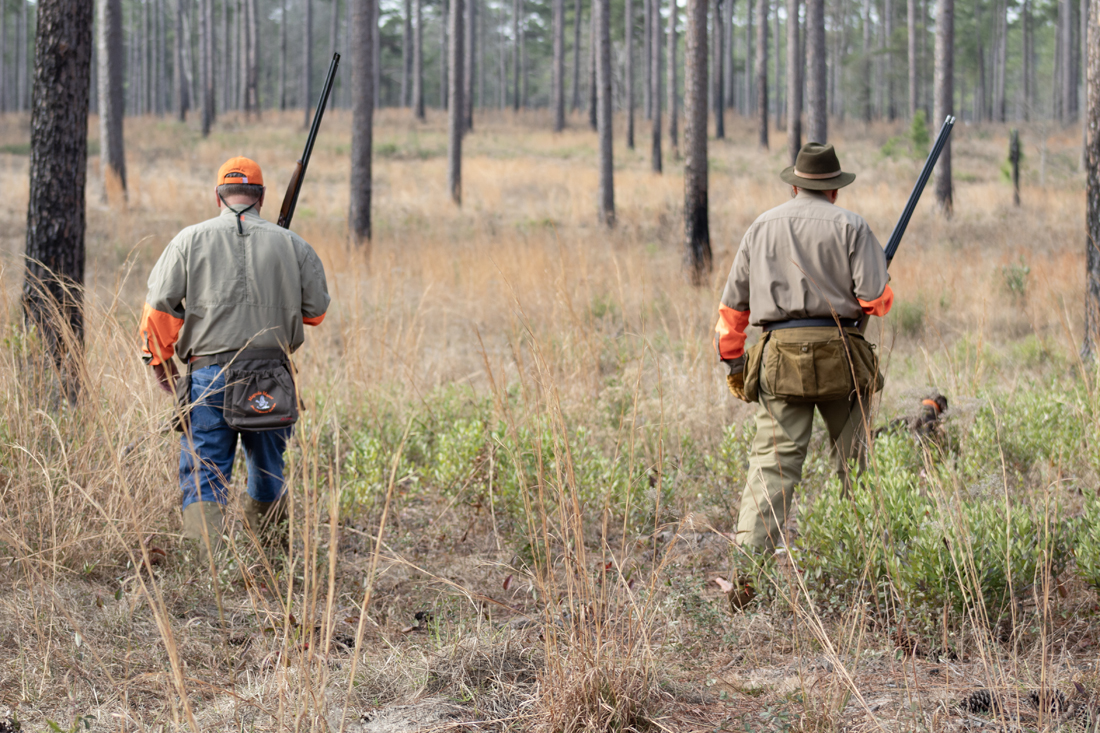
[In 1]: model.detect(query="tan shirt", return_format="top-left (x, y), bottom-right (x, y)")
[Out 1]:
top-left (140, 205), bottom-right (330, 365)
top-left (720, 190), bottom-right (889, 323)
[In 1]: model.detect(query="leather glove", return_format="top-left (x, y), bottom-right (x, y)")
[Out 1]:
top-left (152, 360), bottom-right (179, 396)
top-left (727, 372), bottom-right (747, 402)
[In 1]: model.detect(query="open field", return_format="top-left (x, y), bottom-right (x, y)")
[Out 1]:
top-left (1, 108), bottom-right (1100, 731)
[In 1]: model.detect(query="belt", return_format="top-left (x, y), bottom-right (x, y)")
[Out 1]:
top-left (762, 318), bottom-right (860, 333)
top-left (190, 348), bottom-right (287, 370)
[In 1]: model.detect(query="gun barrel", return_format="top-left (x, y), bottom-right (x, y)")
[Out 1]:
top-left (883, 115), bottom-right (955, 265)
top-left (278, 53), bottom-right (341, 229)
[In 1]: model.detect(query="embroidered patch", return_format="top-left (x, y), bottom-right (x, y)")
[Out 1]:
top-left (248, 391), bottom-right (276, 413)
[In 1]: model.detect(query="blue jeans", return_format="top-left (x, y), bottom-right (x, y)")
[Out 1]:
top-left (180, 365), bottom-right (293, 509)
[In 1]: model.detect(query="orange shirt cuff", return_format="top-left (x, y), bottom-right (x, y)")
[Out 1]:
top-left (714, 305), bottom-right (751, 360)
top-left (858, 284), bottom-right (894, 318)
top-left (303, 313), bottom-right (326, 326)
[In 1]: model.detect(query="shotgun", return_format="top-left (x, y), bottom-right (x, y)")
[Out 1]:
top-left (883, 115), bottom-right (956, 266)
top-left (277, 52), bottom-right (341, 230)
top-left (858, 115), bottom-right (955, 333)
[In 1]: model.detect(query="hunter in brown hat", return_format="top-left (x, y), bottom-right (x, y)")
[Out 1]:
top-left (713, 142), bottom-right (894, 609)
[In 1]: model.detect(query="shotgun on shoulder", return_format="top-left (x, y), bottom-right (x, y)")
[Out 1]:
top-left (859, 114), bottom-right (955, 332)
top-left (277, 52), bottom-right (342, 230)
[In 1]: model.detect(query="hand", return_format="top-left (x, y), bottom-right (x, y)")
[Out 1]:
top-left (727, 372), bottom-right (747, 402)
top-left (152, 361), bottom-right (179, 396)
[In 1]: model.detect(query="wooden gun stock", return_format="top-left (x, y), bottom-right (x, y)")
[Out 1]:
top-left (277, 161), bottom-right (303, 229)
top-left (275, 53), bottom-right (340, 231)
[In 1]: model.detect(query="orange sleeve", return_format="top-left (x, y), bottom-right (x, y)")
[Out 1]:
top-left (858, 284), bottom-right (894, 318)
top-left (140, 303), bottom-right (184, 366)
top-left (303, 313), bottom-right (326, 326)
top-left (714, 305), bottom-right (751, 360)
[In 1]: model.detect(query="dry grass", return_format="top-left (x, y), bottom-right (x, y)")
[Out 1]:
top-left (0, 107), bottom-right (1095, 732)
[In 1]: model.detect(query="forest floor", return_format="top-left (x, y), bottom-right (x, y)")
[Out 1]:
top-left (1, 109), bottom-right (1099, 732)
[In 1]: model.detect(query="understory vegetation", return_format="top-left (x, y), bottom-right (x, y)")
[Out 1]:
top-left (0, 111), bottom-right (1097, 731)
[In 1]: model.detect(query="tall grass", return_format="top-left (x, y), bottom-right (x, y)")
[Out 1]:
top-left (0, 109), bottom-right (1095, 730)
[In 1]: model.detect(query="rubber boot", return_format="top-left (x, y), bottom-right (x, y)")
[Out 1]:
top-left (182, 501), bottom-right (226, 566)
top-left (241, 492), bottom-right (288, 547)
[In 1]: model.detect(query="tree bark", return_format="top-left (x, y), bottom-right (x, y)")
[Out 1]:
top-left (684, 0), bottom-right (710, 284)
top-left (350, 0), bottom-right (374, 246)
top-left (1085, 0), bottom-right (1100, 358)
top-left (441, 0), bottom-right (447, 108)
top-left (18, 0), bottom-right (27, 112)
top-left (626, 0), bottom-right (634, 146)
top-left (885, 0), bottom-right (895, 119)
top-left (402, 0), bottom-right (411, 105)
top-left (774, 0), bottom-right (781, 128)
top-left (199, 0), bottom-right (211, 134)
top-left (512, 0), bottom-right (519, 110)
top-left (805, 0), bottom-right (824, 141)
top-left (861, 0), bottom-right (871, 122)
top-left (588, 7), bottom-right (596, 127)
top-left (668, 0), bottom-right (678, 151)
top-left (279, 0), bottom-right (287, 109)
top-left (304, 0), bottom-right (313, 125)
top-left (933, 0), bottom-right (952, 215)
top-left (786, 0), bottom-right (800, 163)
top-left (1023, 0), bottom-right (1031, 120)
top-left (24, 0), bottom-right (93, 395)
top-left (644, 0), bottom-right (651, 117)
top-left (714, 0), bottom-right (724, 138)
top-left (156, 0), bottom-right (165, 115)
top-left (98, 0), bottom-right (125, 199)
top-left (756, 0), bottom-right (767, 146)
top-left (248, 0), bottom-right (258, 115)
top-left (571, 0), bottom-right (582, 110)
top-left (221, 0), bottom-right (229, 110)
top-left (651, 0), bottom-right (662, 172)
top-left (907, 0), bottom-right (916, 117)
top-left (0, 0), bottom-right (7, 114)
top-left (465, 0), bottom-right (475, 129)
top-left (744, 0), bottom-right (752, 114)
top-left (176, 0), bottom-right (191, 119)
top-left (595, 0), bottom-right (614, 224)
top-left (448, 0), bottom-right (464, 203)
top-left (414, 0), bottom-right (424, 116)
top-left (554, 0), bottom-right (565, 129)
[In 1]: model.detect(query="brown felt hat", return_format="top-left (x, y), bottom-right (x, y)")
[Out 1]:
top-left (780, 142), bottom-right (857, 190)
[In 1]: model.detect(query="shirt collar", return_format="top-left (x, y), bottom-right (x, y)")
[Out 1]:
top-left (795, 189), bottom-right (831, 201)
top-left (219, 203), bottom-right (264, 219)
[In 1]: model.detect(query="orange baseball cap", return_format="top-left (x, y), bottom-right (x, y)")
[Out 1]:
top-left (216, 156), bottom-right (264, 187)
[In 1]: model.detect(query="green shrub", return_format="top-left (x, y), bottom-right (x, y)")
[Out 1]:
top-left (1075, 491), bottom-right (1100, 591)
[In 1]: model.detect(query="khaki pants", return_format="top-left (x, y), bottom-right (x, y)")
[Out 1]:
top-left (735, 348), bottom-right (872, 551)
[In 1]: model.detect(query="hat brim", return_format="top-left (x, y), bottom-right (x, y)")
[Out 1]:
top-left (780, 166), bottom-right (856, 190)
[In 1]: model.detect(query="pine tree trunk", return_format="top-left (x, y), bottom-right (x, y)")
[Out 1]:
top-left (861, 0), bottom-right (871, 122)
top-left (907, 0), bottom-right (916, 117)
top-left (498, 3), bottom-right (505, 108)
top-left (239, 0), bottom-right (248, 111)
top-left (595, 0), bottom-right (614, 224)
top-left (466, 0), bottom-right (476, 129)
top-left (1022, 0), bottom-right (1030, 119)
top-left (156, 0), bottom-right (165, 114)
top-left (995, 0), bottom-right (1006, 122)
top-left (884, 0), bottom-right (893, 119)
top-left (726, 0), bottom-right (734, 113)
top-left (626, 0), bottom-right (634, 146)
top-left (774, 0), bottom-right (781, 128)
top-left (805, 0), bottom-right (824, 141)
top-left (176, 0), bottom-right (190, 119)
top-left (745, 0), bottom-right (752, 114)
top-left (1085, 0), bottom-right (1100, 358)
top-left (683, 0), bottom-right (710, 284)
top-left (756, 0), bottom-right (767, 146)
top-left (933, 0), bottom-right (952, 215)
top-left (512, 0), bottom-right (519, 110)
top-left (18, 0), bottom-right (27, 112)
top-left (304, 0), bottom-right (312, 125)
top-left (588, 8), bottom-right (596, 127)
top-left (786, 0), bottom-right (800, 163)
top-left (651, 0), bottom-right (662, 172)
top-left (520, 0), bottom-right (527, 105)
top-left (714, 0), bottom-right (724, 138)
top-left (0, 0), bottom-right (7, 114)
top-left (373, 0), bottom-right (379, 107)
top-left (350, 0), bottom-right (374, 246)
top-left (220, 0), bottom-right (228, 110)
top-left (414, 0), bottom-right (424, 117)
top-left (402, 0), bottom-right (411, 104)
top-left (24, 0), bottom-right (94, 394)
top-left (199, 0), bottom-right (211, 134)
top-left (440, 0), bottom-right (447, 108)
top-left (98, 0), bottom-right (125, 198)
top-left (248, 0), bottom-right (258, 114)
top-left (447, 0), bottom-right (464, 202)
top-left (279, 0), bottom-right (287, 109)
top-left (668, 0), bottom-right (678, 151)
top-left (643, 0), bottom-right (650, 117)
top-left (571, 0), bottom-right (581, 110)
top-left (553, 0), bottom-right (565, 129)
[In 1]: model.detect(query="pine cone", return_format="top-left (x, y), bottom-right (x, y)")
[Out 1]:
top-left (1027, 688), bottom-right (1068, 713)
top-left (959, 689), bottom-right (1000, 713)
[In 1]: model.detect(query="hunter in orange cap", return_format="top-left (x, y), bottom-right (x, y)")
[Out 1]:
top-left (216, 156), bottom-right (264, 187)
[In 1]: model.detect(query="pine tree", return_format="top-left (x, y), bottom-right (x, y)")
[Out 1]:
top-left (350, 0), bottom-right (375, 246)
top-left (684, 0), bottom-right (711, 284)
